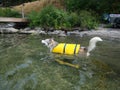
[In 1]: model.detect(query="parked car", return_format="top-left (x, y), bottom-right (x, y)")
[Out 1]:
top-left (109, 14), bottom-right (120, 28)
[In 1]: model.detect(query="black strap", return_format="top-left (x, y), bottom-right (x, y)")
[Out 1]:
top-left (74, 44), bottom-right (78, 54)
top-left (63, 43), bottom-right (66, 54)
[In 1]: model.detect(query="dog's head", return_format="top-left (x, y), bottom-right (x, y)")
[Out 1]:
top-left (41, 38), bottom-right (55, 47)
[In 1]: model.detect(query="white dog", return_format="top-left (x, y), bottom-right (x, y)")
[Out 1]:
top-left (41, 37), bottom-right (103, 68)
top-left (41, 37), bottom-right (103, 56)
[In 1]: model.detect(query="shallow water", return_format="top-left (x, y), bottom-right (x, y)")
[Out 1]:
top-left (0, 34), bottom-right (120, 90)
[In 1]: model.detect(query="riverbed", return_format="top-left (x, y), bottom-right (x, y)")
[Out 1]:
top-left (0, 34), bottom-right (120, 90)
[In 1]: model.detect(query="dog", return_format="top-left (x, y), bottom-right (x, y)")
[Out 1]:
top-left (41, 37), bottom-right (103, 68)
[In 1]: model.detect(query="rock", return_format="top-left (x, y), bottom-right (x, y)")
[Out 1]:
top-left (58, 33), bottom-right (67, 37)
top-left (0, 28), bottom-right (18, 33)
top-left (35, 27), bottom-right (43, 31)
top-left (7, 23), bottom-right (15, 28)
top-left (0, 23), bottom-right (15, 28)
top-left (19, 30), bottom-right (38, 34)
top-left (67, 30), bottom-right (80, 36)
top-left (24, 27), bottom-right (31, 31)
top-left (38, 30), bottom-right (46, 34)
top-left (79, 29), bottom-right (120, 39)
top-left (0, 24), bottom-right (120, 40)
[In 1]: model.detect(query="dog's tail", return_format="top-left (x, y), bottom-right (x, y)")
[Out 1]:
top-left (87, 37), bottom-right (103, 56)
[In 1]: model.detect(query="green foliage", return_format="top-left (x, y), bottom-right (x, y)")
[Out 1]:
top-left (0, 8), bottom-right (21, 17)
top-left (64, 0), bottom-right (86, 12)
top-left (67, 12), bottom-right (80, 27)
top-left (28, 5), bottom-right (98, 30)
top-left (79, 10), bottom-right (99, 29)
top-left (64, 0), bottom-right (120, 15)
top-left (27, 11), bottom-right (40, 27)
top-left (28, 5), bottom-right (71, 29)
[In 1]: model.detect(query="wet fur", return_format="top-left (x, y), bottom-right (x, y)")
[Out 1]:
top-left (41, 37), bottom-right (103, 68)
top-left (41, 37), bottom-right (103, 56)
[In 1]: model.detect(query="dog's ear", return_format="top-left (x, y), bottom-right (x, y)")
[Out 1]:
top-left (50, 38), bottom-right (54, 42)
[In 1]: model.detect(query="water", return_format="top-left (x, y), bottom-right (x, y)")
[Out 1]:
top-left (0, 34), bottom-right (120, 90)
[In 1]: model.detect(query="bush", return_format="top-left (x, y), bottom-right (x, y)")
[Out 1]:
top-left (28, 5), bottom-right (71, 29)
top-left (64, 0), bottom-right (85, 12)
top-left (64, 0), bottom-right (120, 15)
top-left (79, 10), bottom-right (99, 29)
top-left (27, 11), bottom-right (40, 27)
top-left (28, 5), bottom-right (98, 30)
top-left (0, 8), bottom-right (21, 17)
top-left (67, 12), bottom-right (80, 27)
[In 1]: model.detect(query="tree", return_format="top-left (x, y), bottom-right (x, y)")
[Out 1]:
top-left (65, 0), bottom-right (120, 14)
top-left (1, 0), bottom-right (36, 7)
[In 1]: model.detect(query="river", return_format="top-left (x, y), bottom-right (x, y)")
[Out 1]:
top-left (0, 34), bottom-right (120, 90)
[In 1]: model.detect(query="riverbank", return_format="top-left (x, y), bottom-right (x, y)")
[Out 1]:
top-left (0, 23), bottom-right (120, 39)
top-left (78, 28), bottom-right (120, 40)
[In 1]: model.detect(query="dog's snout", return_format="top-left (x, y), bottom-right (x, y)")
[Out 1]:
top-left (41, 40), bottom-right (48, 46)
top-left (41, 40), bottom-right (46, 44)
top-left (41, 40), bottom-right (44, 43)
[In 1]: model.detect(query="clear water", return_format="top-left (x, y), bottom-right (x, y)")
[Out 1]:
top-left (0, 34), bottom-right (120, 90)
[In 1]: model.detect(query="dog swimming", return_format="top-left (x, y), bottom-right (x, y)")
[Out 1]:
top-left (41, 37), bottom-right (103, 56)
top-left (41, 37), bottom-right (103, 68)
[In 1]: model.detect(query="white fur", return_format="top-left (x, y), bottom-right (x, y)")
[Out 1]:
top-left (41, 40), bottom-right (48, 46)
top-left (87, 37), bottom-right (103, 56)
top-left (41, 37), bottom-right (103, 57)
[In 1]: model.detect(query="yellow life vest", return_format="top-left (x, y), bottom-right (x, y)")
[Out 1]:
top-left (52, 43), bottom-right (80, 55)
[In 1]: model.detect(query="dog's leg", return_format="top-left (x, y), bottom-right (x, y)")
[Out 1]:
top-left (55, 59), bottom-right (80, 69)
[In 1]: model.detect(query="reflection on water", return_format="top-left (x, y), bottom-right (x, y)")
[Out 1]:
top-left (0, 34), bottom-right (120, 90)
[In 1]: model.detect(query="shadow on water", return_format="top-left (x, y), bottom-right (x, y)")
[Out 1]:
top-left (0, 34), bottom-right (120, 90)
